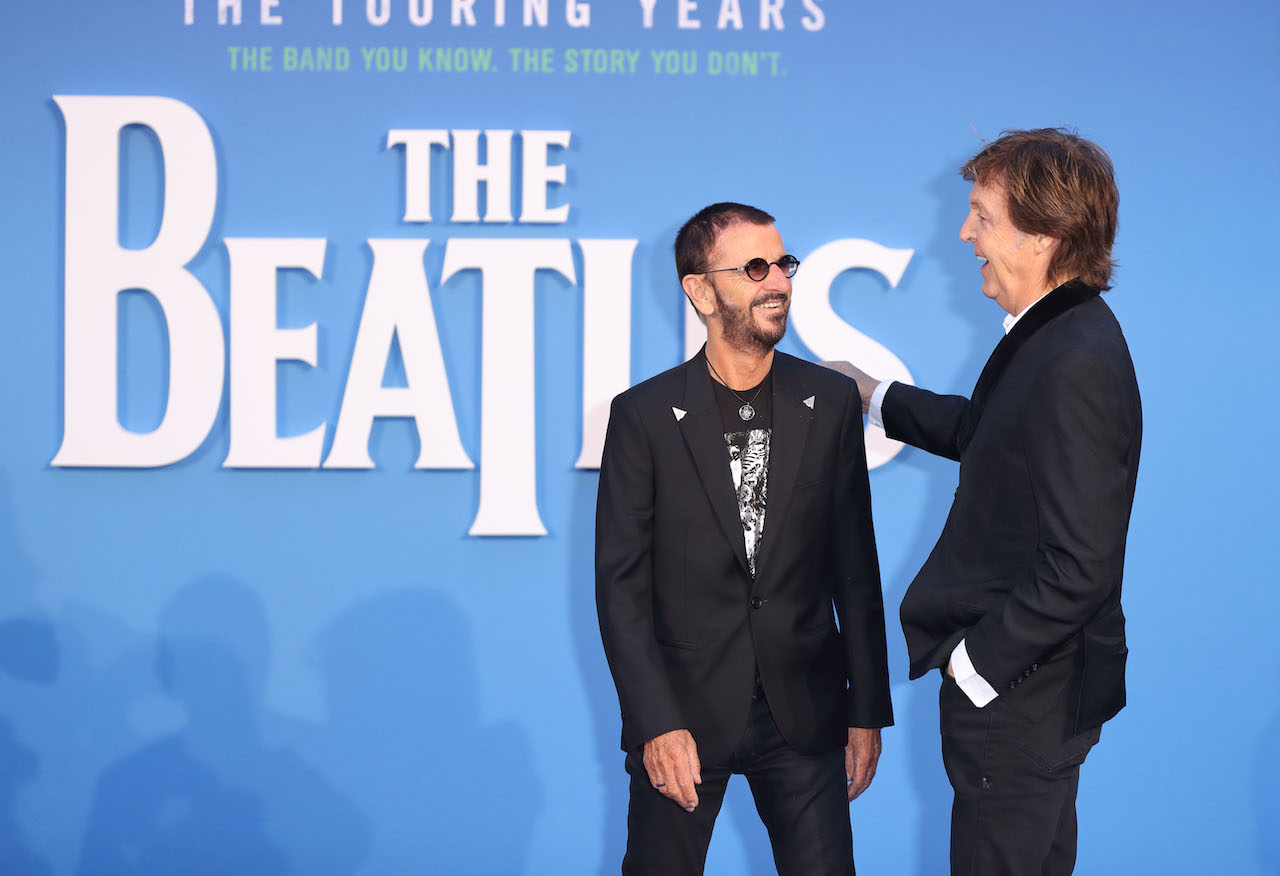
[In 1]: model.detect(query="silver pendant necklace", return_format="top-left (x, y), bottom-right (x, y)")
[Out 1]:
top-left (707, 359), bottom-right (766, 421)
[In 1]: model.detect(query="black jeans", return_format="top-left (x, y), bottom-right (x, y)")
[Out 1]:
top-left (621, 691), bottom-right (854, 876)
top-left (940, 674), bottom-right (1101, 876)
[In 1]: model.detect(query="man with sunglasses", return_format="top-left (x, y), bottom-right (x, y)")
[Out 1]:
top-left (596, 203), bottom-right (893, 875)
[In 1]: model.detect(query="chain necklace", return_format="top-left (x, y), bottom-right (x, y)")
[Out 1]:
top-left (706, 358), bottom-right (766, 421)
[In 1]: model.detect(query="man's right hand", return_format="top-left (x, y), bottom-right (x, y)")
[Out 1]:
top-left (642, 729), bottom-right (702, 812)
top-left (818, 361), bottom-right (880, 414)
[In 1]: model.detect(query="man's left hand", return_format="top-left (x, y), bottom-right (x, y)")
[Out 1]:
top-left (845, 727), bottom-right (882, 801)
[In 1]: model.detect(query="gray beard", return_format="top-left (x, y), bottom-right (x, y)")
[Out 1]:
top-left (714, 286), bottom-right (788, 354)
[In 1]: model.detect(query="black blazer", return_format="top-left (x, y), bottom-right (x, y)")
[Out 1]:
top-left (596, 349), bottom-right (893, 764)
top-left (889, 280), bottom-right (1141, 733)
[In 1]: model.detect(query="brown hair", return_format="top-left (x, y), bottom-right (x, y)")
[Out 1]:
top-left (674, 202), bottom-right (775, 281)
top-left (961, 128), bottom-right (1118, 290)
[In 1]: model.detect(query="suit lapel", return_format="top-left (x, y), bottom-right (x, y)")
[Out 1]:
top-left (957, 278), bottom-right (1100, 453)
top-left (678, 349), bottom-right (752, 577)
top-left (752, 353), bottom-right (811, 583)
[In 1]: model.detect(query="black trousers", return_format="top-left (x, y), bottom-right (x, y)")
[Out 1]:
top-left (940, 674), bottom-right (1101, 876)
top-left (621, 691), bottom-right (854, 876)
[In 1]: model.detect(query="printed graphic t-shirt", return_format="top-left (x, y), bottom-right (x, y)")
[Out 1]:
top-left (710, 370), bottom-right (773, 579)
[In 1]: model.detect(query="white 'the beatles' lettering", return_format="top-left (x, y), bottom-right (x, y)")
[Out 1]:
top-left (53, 95), bottom-right (910, 535)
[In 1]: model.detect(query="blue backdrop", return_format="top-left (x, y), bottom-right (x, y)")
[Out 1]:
top-left (2, 1), bottom-right (1278, 873)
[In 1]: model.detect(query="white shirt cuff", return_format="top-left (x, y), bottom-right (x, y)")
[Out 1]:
top-left (951, 639), bottom-right (998, 707)
top-left (867, 380), bottom-right (895, 430)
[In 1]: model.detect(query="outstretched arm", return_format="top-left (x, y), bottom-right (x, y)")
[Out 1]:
top-left (821, 361), bottom-right (969, 462)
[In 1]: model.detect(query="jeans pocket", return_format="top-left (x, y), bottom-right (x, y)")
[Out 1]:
top-left (655, 638), bottom-right (696, 651)
top-left (1017, 724), bottom-right (1101, 773)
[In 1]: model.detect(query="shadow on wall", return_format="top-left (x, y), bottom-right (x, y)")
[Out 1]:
top-left (77, 576), bottom-right (371, 876)
top-left (568, 470), bottom-right (629, 875)
top-left (1256, 697), bottom-right (1280, 872)
top-left (0, 472), bottom-right (61, 695)
top-left (0, 468), bottom-right (60, 876)
top-left (0, 620), bottom-right (60, 687)
top-left (309, 587), bottom-right (543, 874)
top-left (0, 718), bottom-right (51, 876)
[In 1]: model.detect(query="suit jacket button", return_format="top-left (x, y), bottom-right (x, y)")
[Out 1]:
top-left (1031, 664), bottom-right (1038, 672)
top-left (750, 597), bottom-right (763, 609)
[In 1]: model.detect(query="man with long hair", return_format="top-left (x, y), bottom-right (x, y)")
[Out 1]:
top-left (831, 129), bottom-right (1141, 874)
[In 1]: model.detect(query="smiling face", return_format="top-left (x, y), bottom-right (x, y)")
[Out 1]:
top-left (701, 222), bottom-right (792, 354)
top-left (959, 179), bottom-right (1057, 316)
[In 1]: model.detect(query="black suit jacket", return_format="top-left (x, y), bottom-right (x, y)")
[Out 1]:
top-left (596, 349), bottom-right (893, 764)
top-left (890, 280), bottom-right (1141, 733)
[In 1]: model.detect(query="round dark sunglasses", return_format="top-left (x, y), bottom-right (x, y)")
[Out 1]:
top-left (702, 254), bottom-right (800, 282)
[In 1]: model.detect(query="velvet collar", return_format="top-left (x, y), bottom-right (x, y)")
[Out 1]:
top-left (956, 278), bottom-right (1100, 454)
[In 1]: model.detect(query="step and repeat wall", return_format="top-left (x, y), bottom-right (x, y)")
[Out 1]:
top-left (2, 1), bottom-right (1277, 873)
